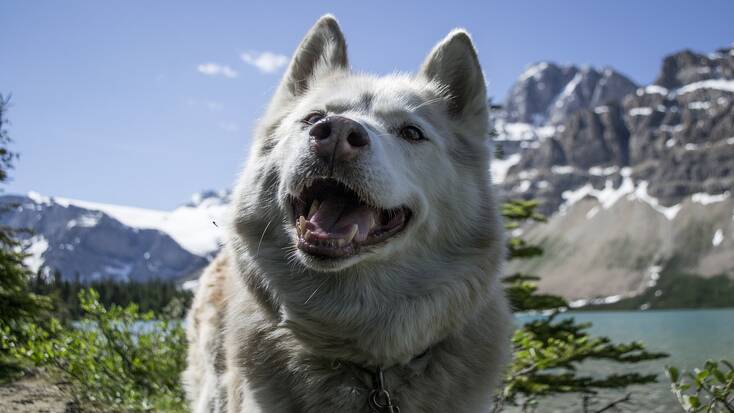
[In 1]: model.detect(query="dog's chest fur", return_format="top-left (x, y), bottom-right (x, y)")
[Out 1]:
top-left (185, 251), bottom-right (510, 413)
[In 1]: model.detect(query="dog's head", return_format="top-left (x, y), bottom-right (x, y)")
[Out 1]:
top-left (233, 15), bottom-right (498, 276)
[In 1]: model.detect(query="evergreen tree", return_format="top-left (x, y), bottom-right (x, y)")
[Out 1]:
top-left (28, 272), bottom-right (193, 320)
top-left (495, 199), bottom-right (668, 412)
top-left (0, 94), bottom-right (50, 379)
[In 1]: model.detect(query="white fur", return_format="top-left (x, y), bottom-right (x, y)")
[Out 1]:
top-left (184, 15), bottom-right (512, 413)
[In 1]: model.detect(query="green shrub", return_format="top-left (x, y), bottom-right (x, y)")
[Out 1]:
top-left (667, 360), bottom-right (734, 412)
top-left (13, 289), bottom-right (187, 412)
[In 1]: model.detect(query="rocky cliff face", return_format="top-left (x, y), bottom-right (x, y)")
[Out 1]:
top-left (494, 45), bottom-right (734, 301)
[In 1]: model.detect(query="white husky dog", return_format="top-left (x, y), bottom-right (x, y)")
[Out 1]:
top-left (184, 15), bottom-right (512, 413)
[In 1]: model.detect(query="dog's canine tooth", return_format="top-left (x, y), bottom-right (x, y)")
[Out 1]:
top-left (345, 224), bottom-right (358, 243)
top-left (308, 200), bottom-right (320, 219)
top-left (299, 216), bottom-right (307, 234)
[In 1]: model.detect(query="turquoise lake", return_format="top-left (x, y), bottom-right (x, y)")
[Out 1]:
top-left (511, 309), bottom-right (734, 412)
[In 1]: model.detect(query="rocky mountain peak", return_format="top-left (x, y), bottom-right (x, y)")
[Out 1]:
top-left (654, 46), bottom-right (734, 89)
top-left (496, 43), bottom-right (734, 214)
top-left (504, 62), bottom-right (638, 126)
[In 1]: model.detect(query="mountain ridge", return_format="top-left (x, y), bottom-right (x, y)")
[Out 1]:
top-left (0, 190), bottom-right (227, 283)
top-left (3, 44), bottom-right (732, 305)
top-left (495, 43), bottom-right (734, 302)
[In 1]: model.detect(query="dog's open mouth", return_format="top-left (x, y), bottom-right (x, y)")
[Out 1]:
top-left (290, 179), bottom-right (411, 259)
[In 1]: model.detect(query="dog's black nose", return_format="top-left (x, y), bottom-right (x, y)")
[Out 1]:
top-left (309, 116), bottom-right (369, 162)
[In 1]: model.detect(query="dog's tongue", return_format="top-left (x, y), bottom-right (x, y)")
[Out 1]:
top-left (309, 196), bottom-right (376, 242)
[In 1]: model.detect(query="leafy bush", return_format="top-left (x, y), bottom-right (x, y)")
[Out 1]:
top-left (667, 360), bottom-right (734, 412)
top-left (13, 289), bottom-right (188, 412)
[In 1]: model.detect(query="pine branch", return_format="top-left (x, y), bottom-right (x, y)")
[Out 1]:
top-left (593, 393), bottom-right (633, 413)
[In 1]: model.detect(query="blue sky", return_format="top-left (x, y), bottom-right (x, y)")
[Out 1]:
top-left (2, 1), bottom-right (733, 210)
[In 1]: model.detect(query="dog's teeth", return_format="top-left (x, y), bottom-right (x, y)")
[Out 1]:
top-left (345, 224), bottom-right (358, 243)
top-left (296, 215), bottom-right (306, 234)
top-left (308, 200), bottom-right (320, 219)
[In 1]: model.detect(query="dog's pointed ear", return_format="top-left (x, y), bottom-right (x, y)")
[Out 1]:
top-left (419, 30), bottom-right (487, 120)
top-left (276, 15), bottom-right (348, 100)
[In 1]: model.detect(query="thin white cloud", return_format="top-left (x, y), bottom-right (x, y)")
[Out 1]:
top-left (197, 63), bottom-right (238, 78)
top-left (184, 98), bottom-right (224, 112)
top-left (218, 122), bottom-right (240, 132)
top-left (240, 51), bottom-right (288, 74)
top-left (204, 101), bottom-right (224, 112)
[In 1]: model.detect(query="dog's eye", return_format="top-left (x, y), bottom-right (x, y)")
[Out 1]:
top-left (302, 112), bottom-right (325, 125)
top-left (399, 125), bottom-right (426, 142)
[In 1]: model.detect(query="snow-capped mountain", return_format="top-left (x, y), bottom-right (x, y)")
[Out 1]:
top-left (503, 62), bottom-right (638, 126)
top-left (2, 44), bottom-right (732, 303)
top-left (0, 191), bottom-right (229, 282)
top-left (493, 44), bottom-right (734, 301)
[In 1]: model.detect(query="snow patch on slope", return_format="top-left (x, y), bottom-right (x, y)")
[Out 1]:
top-left (568, 294), bottom-right (623, 309)
top-left (27, 191), bottom-right (52, 205)
top-left (644, 85), bottom-right (669, 95)
top-left (712, 229), bottom-right (724, 247)
top-left (559, 171), bottom-right (683, 221)
top-left (24, 236), bottom-right (48, 273)
top-left (629, 107), bottom-right (653, 116)
top-left (676, 79), bottom-right (734, 95)
top-left (491, 153), bottom-right (521, 183)
top-left (558, 73), bottom-right (583, 103)
top-left (628, 181), bottom-right (682, 220)
top-left (494, 120), bottom-right (558, 142)
top-left (561, 171), bottom-right (635, 214)
top-left (691, 191), bottom-right (730, 205)
top-left (519, 62), bottom-right (549, 81)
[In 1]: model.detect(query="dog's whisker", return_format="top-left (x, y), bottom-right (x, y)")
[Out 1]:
top-left (304, 275), bottom-right (331, 305)
top-left (255, 219), bottom-right (273, 257)
top-left (409, 96), bottom-right (445, 111)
